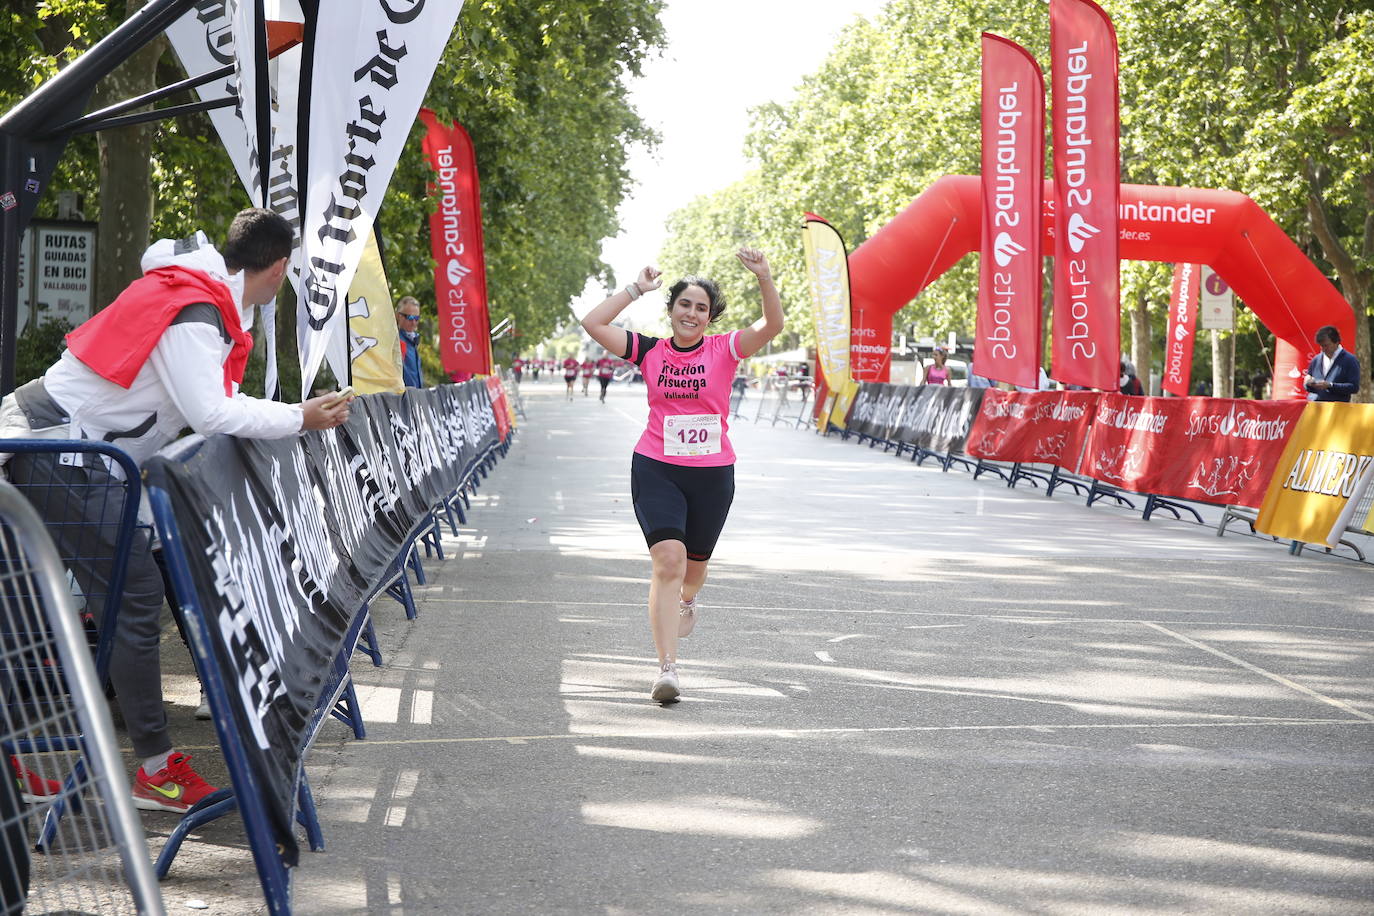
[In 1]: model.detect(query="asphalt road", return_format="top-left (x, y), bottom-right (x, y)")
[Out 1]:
top-left (151, 381), bottom-right (1373, 914)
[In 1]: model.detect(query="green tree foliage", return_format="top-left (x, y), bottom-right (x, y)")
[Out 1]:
top-left (381, 0), bottom-right (665, 375)
top-left (661, 0), bottom-right (1372, 397)
top-left (2, 0), bottom-right (664, 387)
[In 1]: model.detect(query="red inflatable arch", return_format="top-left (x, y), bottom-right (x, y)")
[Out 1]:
top-left (847, 174), bottom-right (1354, 392)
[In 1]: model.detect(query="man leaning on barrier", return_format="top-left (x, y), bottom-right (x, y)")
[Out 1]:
top-left (0, 208), bottom-right (351, 814)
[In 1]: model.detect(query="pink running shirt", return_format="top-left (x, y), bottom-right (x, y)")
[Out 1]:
top-left (627, 331), bottom-right (743, 467)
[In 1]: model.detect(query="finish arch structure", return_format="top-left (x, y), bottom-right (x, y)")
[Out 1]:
top-left (847, 174), bottom-right (1354, 394)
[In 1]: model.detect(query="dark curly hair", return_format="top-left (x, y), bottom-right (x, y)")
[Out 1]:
top-left (665, 276), bottom-right (727, 323)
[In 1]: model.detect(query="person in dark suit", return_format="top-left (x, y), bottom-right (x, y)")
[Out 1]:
top-left (1303, 325), bottom-right (1360, 402)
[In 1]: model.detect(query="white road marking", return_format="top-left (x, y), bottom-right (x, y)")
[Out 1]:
top-left (903, 624), bottom-right (968, 630)
top-left (813, 651), bottom-right (835, 663)
top-left (827, 634), bottom-right (868, 643)
top-left (1142, 621), bottom-right (1374, 723)
top-left (976, 489), bottom-right (985, 516)
top-left (204, 717), bottom-right (1367, 751)
top-left (426, 599), bottom-right (1374, 635)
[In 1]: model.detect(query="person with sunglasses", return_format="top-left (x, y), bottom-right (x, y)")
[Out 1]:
top-left (396, 296), bottom-right (424, 388)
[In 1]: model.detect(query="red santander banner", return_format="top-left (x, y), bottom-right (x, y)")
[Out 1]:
top-left (1049, 0), bottom-right (1120, 390)
top-left (978, 34), bottom-right (1046, 389)
top-left (1082, 395), bottom-right (1305, 507)
top-left (419, 108), bottom-right (492, 377)
top-left (967, 389), bottom-right (1099, 471)
top-left (1162, 262), bottom-right (1199, 396)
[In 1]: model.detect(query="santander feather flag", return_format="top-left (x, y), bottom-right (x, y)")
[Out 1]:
top-left (977, 33), bottom-right (1045, 389)
top-left (1049, 0), bottom-right (1120, 390)
top-left (419, 109), bottom-right (492, 378)
top-left (1162, 262), bottom-right (1199, 396)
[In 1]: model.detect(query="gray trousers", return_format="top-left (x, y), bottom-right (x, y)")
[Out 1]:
top-left (8, 451), bottom-right (170, 759)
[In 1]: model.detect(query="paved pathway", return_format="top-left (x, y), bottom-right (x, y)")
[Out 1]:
top-left (159, 381), bottom-right (1373, 914)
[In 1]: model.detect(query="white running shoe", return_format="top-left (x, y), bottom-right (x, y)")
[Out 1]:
top-left (678, 596), bottom-right (698, 638)
top-left (650, 663), bottom-right (680, 703)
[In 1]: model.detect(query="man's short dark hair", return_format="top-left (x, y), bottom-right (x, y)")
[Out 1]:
top-left (1315, 325), bottom-right (1340, 344)
top-left (222, 208), bottom-right (294, 272)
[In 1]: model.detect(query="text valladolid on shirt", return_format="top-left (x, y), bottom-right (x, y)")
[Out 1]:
top-left (628, 331), bottom-right (742, 467)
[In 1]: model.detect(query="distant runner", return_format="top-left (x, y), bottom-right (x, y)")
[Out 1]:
top-left (581, 356), bottom-right (595, 397)
top-left (596, 354), bottom-right (615, 402)
top-left (563, 355), bottom-right (579, 400)
top-left (580, 248), bottom-right (783, 703)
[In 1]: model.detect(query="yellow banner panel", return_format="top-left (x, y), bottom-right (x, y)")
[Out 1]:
top-left (1255, 403), bottom-right (1374, 547)
top-left (826, 379), bottom-right (861, 432)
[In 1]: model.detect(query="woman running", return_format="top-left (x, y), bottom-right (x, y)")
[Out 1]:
top-left (581, 356), bottom-right (595, 397)
top-left (581, 248), bottom-right (783, 703)
top-left (562, 355), bottom-right (579, 400)
top-left (596, 352), bottom-right (615, 402)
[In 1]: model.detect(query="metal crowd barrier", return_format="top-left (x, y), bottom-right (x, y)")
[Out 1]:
top-left (0, 477), bottom-right (162, 914)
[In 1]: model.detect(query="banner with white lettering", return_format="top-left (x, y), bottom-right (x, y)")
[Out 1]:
top-left (978, 33), bottom-right (1045, 388)
top-left (419, 109), bottom-right (492, 378)
top-left (298, 1), bottom-right (463, 396)
top-left (897, 387), bottom-right (988, 454)
top-left (1049, 0), bottom-right (1120, 390)
top-left (1082, 394), bottom-right (1303, 505)
top-left (145, 381), bottom-right (502, 864)
top-left (966, 389), bottom-right (1099, 470)
top-left (166, 0), bottom-right (306, 398)
top-left (801, 214), bottom-right (852, 392)
top-left (1162, 262), bottom-right (1199, 396)
top-left (1256, 403), bottom-right (1374, 545)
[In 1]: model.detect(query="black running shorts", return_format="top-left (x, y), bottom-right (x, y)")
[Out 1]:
top-left (630, 453), bottom-right (735, 561)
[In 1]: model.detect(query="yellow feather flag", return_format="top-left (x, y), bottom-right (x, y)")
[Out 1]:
top-left (347, 226), bottom-right (405, 394)
top-left (801, 214), bottom-right (852, 393)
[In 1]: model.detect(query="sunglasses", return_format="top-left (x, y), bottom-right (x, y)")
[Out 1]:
top-left (401, 314), bottom-right (420, 322)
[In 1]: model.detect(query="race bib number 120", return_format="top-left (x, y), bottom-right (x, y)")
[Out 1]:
top-left (664, 414), bottom-right (722, 457)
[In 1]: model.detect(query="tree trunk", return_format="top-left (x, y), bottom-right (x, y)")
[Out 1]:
top-left (1130, 286), bottom-right (1152, 394)
top-left (93, 5), bottom-right (165, 311)
top-left (1352, 281), bottom-right (1371, 403)
top-left (1212, 330), bottom-right (1235, 398)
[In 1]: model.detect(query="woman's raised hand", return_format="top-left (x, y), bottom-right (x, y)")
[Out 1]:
top-left (637, 265), bottom-right (663, 293)
top-left (737, 247), bottom-right (772, 280)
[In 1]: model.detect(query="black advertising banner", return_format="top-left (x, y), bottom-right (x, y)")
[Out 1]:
top-left (845, 383), bottom-right (886, 439)
top-left (145, 381), bottom-right (501, 863)
top-left (889, 386), bottom-right (988, 454)
top-left (892, 386), bottom-right (938, 445)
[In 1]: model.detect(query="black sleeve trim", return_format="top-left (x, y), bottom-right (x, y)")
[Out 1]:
top-left (628, 333), bottom-right (659, 366)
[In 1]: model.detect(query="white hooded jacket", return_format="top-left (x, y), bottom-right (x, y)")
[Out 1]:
top-left (31, 232), bottom-right (303, 469)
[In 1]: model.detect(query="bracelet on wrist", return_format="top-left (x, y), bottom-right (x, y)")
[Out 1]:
top-left (624, 282), bottom-right (642, 301)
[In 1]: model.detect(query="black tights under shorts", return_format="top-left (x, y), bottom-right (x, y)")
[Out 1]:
top-left (630, 453), bottom-right (735, 561)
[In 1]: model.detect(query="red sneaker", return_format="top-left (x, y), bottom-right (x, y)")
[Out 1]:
top-left (131, 753), bottom-right (218, 813)
top-left (9, 755), bottom-right (62, 804)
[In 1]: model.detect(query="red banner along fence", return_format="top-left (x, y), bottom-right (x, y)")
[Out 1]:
top-left (966, 391), bottom-right (1305, 508)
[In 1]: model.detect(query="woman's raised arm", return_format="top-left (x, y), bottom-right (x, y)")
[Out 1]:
top-left (732, 248), bottom-right (784, 359)
top-left (581, 266), bottom-right (662, 358)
